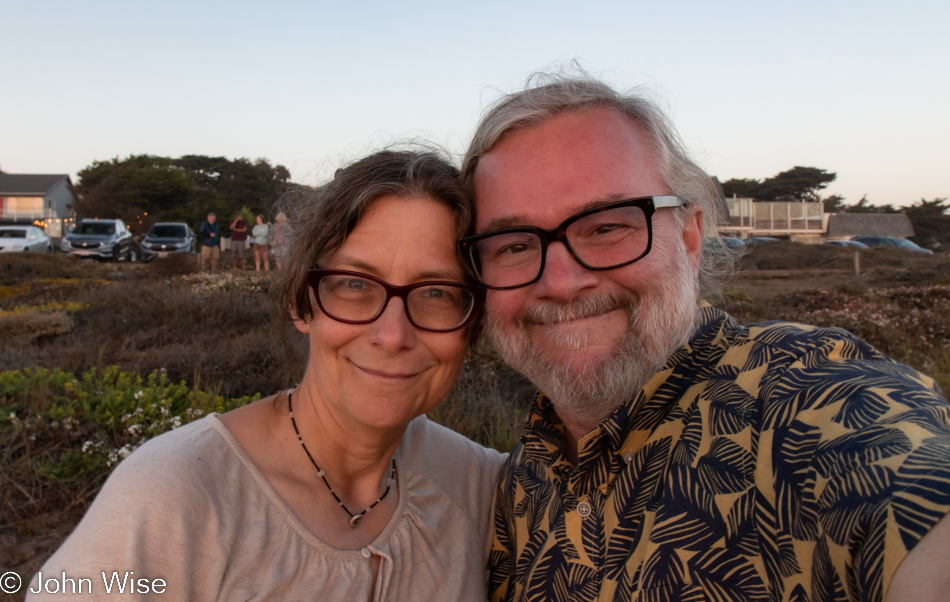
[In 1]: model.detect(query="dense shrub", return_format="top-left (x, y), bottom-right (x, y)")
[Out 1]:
top-left (0, 366), bottom-right (258, 590)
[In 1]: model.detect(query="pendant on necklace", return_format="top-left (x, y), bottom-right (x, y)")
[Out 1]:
top-left (349, 514), bottom-right (364, 528)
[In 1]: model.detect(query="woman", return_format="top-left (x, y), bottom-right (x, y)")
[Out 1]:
top-left (30, 150), bottom-right (504, 600)
top-left (252, 214), bottom-right (270, 271)
top-left (270, 211), bottom-right (288, 269)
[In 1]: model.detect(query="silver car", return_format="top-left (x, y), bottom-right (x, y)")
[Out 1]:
top-left (61, 218), bottom-right (135, 261)
top-left (0, 226), bottom-right (54, 253)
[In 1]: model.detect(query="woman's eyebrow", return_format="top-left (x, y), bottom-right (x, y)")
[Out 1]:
top-left (332, 258), bottom-right (464, 282)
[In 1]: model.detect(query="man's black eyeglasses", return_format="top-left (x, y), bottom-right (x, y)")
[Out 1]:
top-left (459, 195), bottom-right (685, 290)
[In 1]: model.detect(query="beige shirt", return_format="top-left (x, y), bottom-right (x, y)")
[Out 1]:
top-left (29, 414), bottom-right (504, 601)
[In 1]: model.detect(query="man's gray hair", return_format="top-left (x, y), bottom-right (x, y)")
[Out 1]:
top-left (207, 212), bottom-right (216, 218)
top-left (462, 71), bottom-right (738, 297)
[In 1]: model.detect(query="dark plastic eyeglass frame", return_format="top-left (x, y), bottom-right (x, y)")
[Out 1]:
top-left (306, 269), bottom-right (484, 333)
top-left (459, 195), bottom-right (685, 290)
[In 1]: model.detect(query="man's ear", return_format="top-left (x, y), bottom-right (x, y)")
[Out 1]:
top-left (682, 206), bottom-right (703, 269)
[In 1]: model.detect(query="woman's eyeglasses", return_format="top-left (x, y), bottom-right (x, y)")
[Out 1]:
top-left (307, 269), bottom-right (482, 333)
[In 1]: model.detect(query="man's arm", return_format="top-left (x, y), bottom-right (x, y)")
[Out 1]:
top-left (886, 511), bottom-right (950, 601)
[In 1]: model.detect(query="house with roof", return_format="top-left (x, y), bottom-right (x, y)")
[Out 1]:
top-left (717, 196), bottom-right (918, 243)
top-left (0, 173), bottom-right (76, 237)
top-left (825, 213), bottom-right (915, 240)
top-left (719, 197), bottom-right (825, 241)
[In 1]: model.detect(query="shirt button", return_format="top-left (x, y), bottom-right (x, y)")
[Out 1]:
top-left (361, 547), bottom-right (372, 559)
top-left (624, 452), bottom-right (635, 463)
top-left (577, 501), bottom-right (592, 517)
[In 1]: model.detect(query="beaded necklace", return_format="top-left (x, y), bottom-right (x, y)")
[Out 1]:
top-left (288, 390), bottom-right (396, 528)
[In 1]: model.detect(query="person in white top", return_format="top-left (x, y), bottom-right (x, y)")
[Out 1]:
top-left (251, 214), bottom-right (270, 271)
top-left (29, 148), bottom-right (504, 601)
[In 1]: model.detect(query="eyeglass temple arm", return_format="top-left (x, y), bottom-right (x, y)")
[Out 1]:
top-left (653, 195), bottom-right (685, 208)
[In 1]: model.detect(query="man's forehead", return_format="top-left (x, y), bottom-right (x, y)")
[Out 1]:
top-left (471, 108), bottom-right (663, 231)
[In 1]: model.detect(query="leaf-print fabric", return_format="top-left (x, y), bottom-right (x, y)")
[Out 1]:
top-left (490, 305), bottom-right (950, 602)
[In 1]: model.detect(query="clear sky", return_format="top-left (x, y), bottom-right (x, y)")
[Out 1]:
top-left (2, 0), bottom-right (947, 207)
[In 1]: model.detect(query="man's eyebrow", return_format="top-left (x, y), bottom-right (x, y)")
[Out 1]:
top-left (479, 215), bottom-right (530, 232)
top-left (478, 194), bottom-right (631, 233)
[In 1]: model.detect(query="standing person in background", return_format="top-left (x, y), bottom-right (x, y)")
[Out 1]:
top-left (230, 212), bottom-right (248, 271)
top-left (252, 215), bottom-right (270, 272)
top-left (271, 212), bottom-right (288, 270)
top-left (198, 212), bottom-right (220, 271)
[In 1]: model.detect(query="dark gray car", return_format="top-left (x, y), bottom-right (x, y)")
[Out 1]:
top-left (850, 235), bottom-right (933, 254)
top-left (61, 218), bottom-right (135, 261)
top-left (140, 222), bottom-right (197, 261)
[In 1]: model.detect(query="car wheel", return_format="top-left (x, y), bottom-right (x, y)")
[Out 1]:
top-left (46, 244), bottom-right (53, 253)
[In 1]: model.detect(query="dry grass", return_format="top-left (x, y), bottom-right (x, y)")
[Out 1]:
top-left (1, 245), bottom-right (948, 600)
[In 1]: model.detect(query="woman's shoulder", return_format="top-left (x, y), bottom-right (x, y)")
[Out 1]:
top-left (104, 414), bottom-right (246, 503)
top-left (399, 417), bottom-right (506, 487)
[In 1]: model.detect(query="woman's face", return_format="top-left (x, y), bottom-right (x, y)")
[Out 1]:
top-left (256, 215), bottom-right (264, 225)
top-left (294, 195), bottom-right (469, 432)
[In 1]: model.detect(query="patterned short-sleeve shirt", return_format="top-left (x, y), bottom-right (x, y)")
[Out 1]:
top-left (490, 305), bottom-right (950, 602)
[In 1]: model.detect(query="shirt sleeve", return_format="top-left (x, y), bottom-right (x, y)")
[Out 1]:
top-left (766, 335), bottom-right (950, 602)
top-left (27, 429), bottom-right (237, 601)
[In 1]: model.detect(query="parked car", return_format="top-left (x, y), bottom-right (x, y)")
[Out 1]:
top-left (850, 235), bottom-right (933, 254)
top-left (140, 222), bottom-right (197, 262)
top-left (720, 236), bottom-right (745, 248)
top-left (824, 239), bottom-right (869, 249)
top-left (744, 236), bottom-right (780, 245)
top-left (60, 218), bottom-right (134, 261)
top-left (0, 226), bottom-right (54, 253)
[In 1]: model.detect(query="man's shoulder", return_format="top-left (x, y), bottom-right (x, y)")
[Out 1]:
top-left (717, 316), bottom-right (895, 376)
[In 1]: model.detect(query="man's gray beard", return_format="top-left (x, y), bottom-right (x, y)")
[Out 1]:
top-left (486, 242), bottom-right (700, 432)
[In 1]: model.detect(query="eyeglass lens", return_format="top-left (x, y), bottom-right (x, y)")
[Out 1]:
top-left (472, 204), bottom-right (649, 288)
top-left (317, 273), bottom-right (474, 331)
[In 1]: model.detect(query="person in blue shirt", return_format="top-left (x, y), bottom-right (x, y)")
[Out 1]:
top-left (198, 212), bottom-right (220, 271)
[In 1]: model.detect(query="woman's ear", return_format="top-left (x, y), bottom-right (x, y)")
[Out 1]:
top-left (293, 315), bottom-right (310, 334)
top-left (291, 288), bottom-right (318, 334)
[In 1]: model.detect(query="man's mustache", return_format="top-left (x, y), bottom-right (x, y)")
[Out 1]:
top-left (516, 291), bottom-right (640, 327)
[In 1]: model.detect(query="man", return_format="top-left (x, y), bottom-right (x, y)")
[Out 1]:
top-left (230, 211), bottom-right (248, 271)
top-left (198, 212), bottom-right (220, 271)
top-left (462, 74), bottom-right (950, 601)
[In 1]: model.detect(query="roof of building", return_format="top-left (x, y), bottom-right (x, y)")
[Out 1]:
top-left (0, 174), bottom-right (72, 195)
top-left (826, 213), bottom-right (915, 237)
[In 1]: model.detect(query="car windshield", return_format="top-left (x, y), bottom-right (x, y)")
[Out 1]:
top-left (0, 229), bottom-right (27, 239)
top-left (73, 223), bottom-right (115, 236)
top-left (892, 238), bottom-right (922, 250)
top-left (149, 225), bottom-right (187, 238)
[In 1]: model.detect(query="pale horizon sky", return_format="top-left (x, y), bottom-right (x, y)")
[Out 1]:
top-left (2, 0), bottom-right (948, 208)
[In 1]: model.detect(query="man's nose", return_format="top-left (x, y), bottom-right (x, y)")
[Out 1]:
top-left (531, 241), bottom-right (600, 301)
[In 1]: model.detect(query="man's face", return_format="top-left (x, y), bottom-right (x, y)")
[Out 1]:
top-left (208, 215), bottom-right (216, 224)
top-left (472, 107), bottom-right (703, 427)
